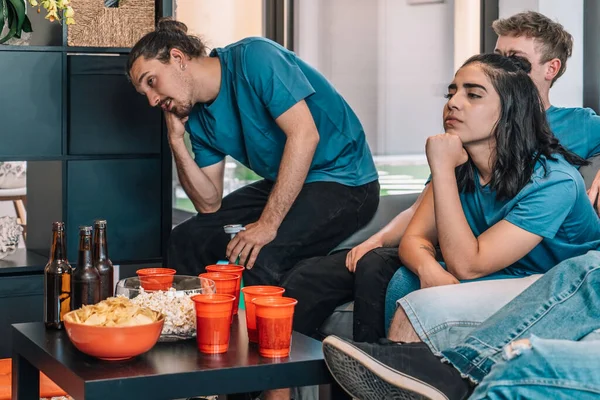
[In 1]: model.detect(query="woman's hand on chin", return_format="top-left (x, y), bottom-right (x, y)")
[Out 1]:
top-left (426, 133), bottom-right (469, 171)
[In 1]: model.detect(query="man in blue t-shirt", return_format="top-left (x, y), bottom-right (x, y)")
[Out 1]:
top-left (127, 20), bottom-right (379, 287)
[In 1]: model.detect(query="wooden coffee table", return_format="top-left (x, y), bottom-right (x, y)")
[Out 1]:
top-left (11, 311), bottom-right (332, 399)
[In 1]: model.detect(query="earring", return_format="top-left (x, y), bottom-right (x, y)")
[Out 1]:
top-left (181, 63), bottom-right (186, 71)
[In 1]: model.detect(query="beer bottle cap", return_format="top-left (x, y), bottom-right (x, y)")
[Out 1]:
top-left (52, 221), bottom-right (65, 231)
top-left (79, 226), bottom-right (93, 235)
top-left (94, 219), bottom-right (107, 228)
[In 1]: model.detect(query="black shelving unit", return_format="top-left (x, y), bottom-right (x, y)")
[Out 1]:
top-left (0, 0), bottom-right (172, 358)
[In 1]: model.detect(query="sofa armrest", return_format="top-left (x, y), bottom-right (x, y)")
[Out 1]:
top-left (329, 192), bottom-right (420, 254)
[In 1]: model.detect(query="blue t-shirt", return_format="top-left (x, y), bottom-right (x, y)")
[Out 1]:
top-left (185, 37), bottom-right (378, 187)
top-left (546, 106), bottom-right (600, 159)
top-left (460, 155), bottom-right (600, 276)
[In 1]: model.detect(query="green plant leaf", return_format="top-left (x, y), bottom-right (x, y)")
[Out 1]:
top-left (7, 0), bottom-right (25, 33)
top-left (22, 13), bottom-right (31, 32)
top-left (0, 1), bottom-right (5, 39)
top-left (0, 0), bottom-right (30, 43)
top-left (0, 2), bottom-right (16, 43)
top-left (8, 1), bottom-right (19, 38)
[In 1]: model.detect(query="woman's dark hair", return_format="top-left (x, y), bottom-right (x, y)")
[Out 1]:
top-left (455, 53), bottom-right (588, 199)
top-left (127, 18), bottom-right (207, 77)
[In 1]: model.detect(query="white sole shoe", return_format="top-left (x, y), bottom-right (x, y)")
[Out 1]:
top-left (322, 336), bottom-right (449, 400)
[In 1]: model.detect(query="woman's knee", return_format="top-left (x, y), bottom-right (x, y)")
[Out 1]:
top-left (386, 267), bottom-right (421, 304)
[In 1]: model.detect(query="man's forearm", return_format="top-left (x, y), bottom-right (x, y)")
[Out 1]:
top-left (431, 169), bottom-right (479, 276)
top-left (260, 133), bottom-right (319, 229)
top-left (170, 139), bottom-right (221, 213)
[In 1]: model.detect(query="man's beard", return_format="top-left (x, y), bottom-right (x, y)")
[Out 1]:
top-left (172, 102), bottom-right (192, 119)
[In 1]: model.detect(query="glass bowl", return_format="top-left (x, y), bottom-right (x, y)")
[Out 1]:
top-left (115, 275), bottom-right (216, 342)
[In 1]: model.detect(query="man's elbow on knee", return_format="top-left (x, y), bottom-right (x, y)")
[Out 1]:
top-left (195, 200), bottom-right (222, 214)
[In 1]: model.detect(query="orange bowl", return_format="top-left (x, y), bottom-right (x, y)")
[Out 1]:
top-left (63, 312), bottom-right (164, 361)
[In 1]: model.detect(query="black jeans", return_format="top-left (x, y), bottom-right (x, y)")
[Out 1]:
top-left (282, 247), bottom-right (401, 342)
top-left (166, 179), bottom-right (380, 286)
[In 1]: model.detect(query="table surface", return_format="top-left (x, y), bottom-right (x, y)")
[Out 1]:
top-left (11, 311), bottom-right (332, 400)
top-left (0, 249), bottom-right (47, 275)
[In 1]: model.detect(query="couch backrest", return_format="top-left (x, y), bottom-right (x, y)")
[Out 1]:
top-left (329, 192), bottom-right (420, 254)
top-left (581, 155), bottom-right (600, 190)
top-left (329, 154), bottom-right (600, 255)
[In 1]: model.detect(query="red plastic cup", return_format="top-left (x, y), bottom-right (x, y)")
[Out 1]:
top-left (136, 268), bottom-right (176, 291)
top-left (198, 272), bottom-right (238, 299)
top-left (241, 286), bottom-right (285, 343)
top-left (253, 297), bottom-right (298, 358)
top-left (191, 293), bottom-right (236, 354)
top-left (205, 265), bottom-right (245, 315)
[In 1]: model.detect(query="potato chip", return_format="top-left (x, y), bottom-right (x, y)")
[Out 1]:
top-left (65, 297), bottom-right (163, 327)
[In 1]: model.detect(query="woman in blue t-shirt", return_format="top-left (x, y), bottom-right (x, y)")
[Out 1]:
top-left (388, 53), bottom-right (600, 311)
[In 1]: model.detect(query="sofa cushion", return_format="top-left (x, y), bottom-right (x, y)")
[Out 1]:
top-left (329, 192), bottom-right (420, 254)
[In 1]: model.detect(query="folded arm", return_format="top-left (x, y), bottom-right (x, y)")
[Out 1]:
top-left (431, 168), bottom-right (543, 280)
top-left (399, 185), bottom-right (459, 288)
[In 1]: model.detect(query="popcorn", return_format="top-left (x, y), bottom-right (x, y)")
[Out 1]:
top-left (130, 288), bottom-right (196, 338)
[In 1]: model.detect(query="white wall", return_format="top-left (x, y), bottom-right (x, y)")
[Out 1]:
top-left (454, 0), bottom-right (480, 72)
top-left (296, 0), bottom-right (454, 155)
top-left (378, 0), bottom-right (454, 154)
top-left (175, 0), bottom-right (263, 50)
top-left (499, 0), bottom-right (584, 107)
top-left (296, 0), bottom-right (380, 151)
top-left (499, 0), bottom-right (539, 18)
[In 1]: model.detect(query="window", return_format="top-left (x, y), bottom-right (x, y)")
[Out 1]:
top-left (294, 0), bottom-right (460, 194)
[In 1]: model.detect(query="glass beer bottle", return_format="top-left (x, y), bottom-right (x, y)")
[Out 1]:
top-left (93, 220), bottom-right (114, 300)
top-left (44, 222), bottom-right (73, 329)
top-left (71, 226), bottom-right (101, 310)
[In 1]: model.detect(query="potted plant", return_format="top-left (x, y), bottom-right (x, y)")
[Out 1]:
top-left (0, 0), bottom-right (74, 44)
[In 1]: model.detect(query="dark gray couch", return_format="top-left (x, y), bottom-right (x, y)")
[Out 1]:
top-left (319, 155), bottom-right (600, 339)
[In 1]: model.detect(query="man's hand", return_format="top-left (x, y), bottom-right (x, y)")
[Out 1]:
top-left (346, 239), bottom-right (382, 273)
top-left (226, 221), bottom-right (277, 269)
top-left (418, 266), bottom-right (460, 289)
top-left (426, 133), bottom-right (469, 171)
top-left (165, 111), bottom-right (188, 142)
top-left (587, 169), bottom-right (600, 215)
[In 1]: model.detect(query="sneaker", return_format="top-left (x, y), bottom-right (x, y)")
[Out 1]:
top-left (322, 336), bottom-right (471, 400)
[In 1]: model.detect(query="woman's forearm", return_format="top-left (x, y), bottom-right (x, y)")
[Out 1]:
top-left (431, 168), bottom-right (480, 278)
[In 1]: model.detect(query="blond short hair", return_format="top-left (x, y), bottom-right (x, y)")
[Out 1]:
top-left (492, 11), bottom-right (573, 85)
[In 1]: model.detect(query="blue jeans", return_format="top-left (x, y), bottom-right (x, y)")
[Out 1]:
top-left (440, 251), bottom-right (600, 383)
top-left (397, 275), bottom-right (543, 354)
top-left (471, 335), bottom-right (600, 399)
top-left (384, 263), bottom-right (521, 331)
